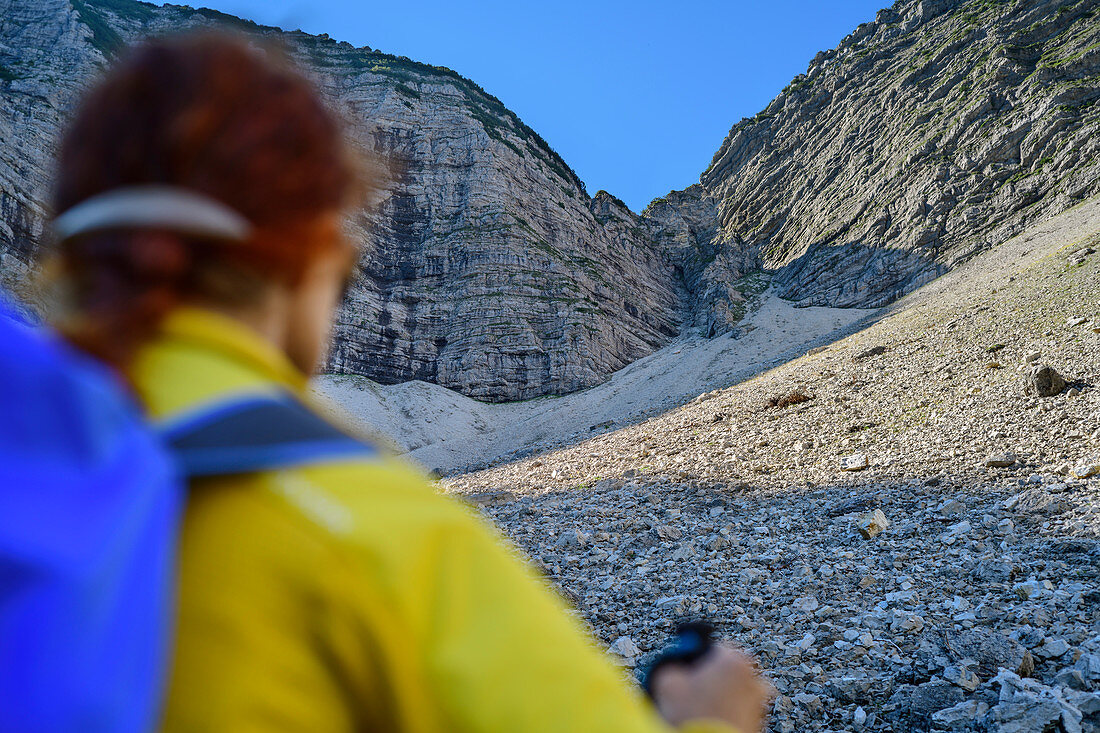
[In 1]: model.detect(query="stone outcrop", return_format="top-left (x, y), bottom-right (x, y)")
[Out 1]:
top-left (1, 0), bottom-right (1098, 400)
top-left (644, 185), bottom-right (762, 338)
top-left (696, 0), bottom-right (1100, 308)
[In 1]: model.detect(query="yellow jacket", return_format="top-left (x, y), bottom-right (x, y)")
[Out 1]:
top-left (134, 308), bottom-right (733, 732)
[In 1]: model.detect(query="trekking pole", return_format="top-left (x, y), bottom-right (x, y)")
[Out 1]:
top-left (639, 621), bottom-right (715, 699)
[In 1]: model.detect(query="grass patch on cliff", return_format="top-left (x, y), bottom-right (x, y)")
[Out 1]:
top-left (782, 76), bottom-right (810, 94)
top-left (0, 63), bottom-right (22, 82)
top-left (71, 0), bottom-right (125, 56)
top-left (968, 0), bottom-right (1012, 14)
top-left (527, 239), bottom-right (566, 261)
top-left (1032, 4), bottom-right (1098, 67)
top-left (734, 271), bottom-right (772, 297)
top-left (1005, 157), bottom-right (1053, 184)
top-left (184, 5), bottom-right (265, 31)
top-left (1041, 40), bottom-right (1100, 68)
top-left (507, 214), bottom-right (570, 263)
top-left (594, 190), bottom-right (629, 211)
top-left (395, 83), bottom-right (421, 100)
top-left (510, 213), bottom-right (538, 235)
top-left (97, 0), bottom-right (156, 19)
top-left (569, 255), bottom-right (610, 286)
top-left (69, 0), bottom-right (159, 55)
top-left (462, 99), bottom-right (525, 158)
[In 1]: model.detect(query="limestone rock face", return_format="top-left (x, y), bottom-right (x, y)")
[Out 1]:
top-left (644, 185), bottom-right (761, 338)
top-left (314, 66), bottom-right (684, 400)
top-left (697, 0), bottom-right (1100, 309)
top-left (0, 0), bottom-right (684, 401)
top-left (0, 0), bottom-right (104, 297)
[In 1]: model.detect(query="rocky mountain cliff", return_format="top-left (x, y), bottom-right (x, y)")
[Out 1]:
top-left (689, 0), bottom-right (1100, 308)
top-left (1, 0), bottom-right (1097, 400)
top-left (0, 0), bottom-right (681, 401)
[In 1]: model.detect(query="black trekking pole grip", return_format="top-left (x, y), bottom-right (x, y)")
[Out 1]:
top-left (640, 621), bottom-right (715, 699)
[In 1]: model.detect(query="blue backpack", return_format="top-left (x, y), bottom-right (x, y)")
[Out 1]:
top-left (0, 298), bottom-right (182, 733)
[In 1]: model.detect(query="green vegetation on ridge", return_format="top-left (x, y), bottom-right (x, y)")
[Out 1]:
top-left (81, 0), bottom-right (589, 194)
top-left (72, 0), bottom-right (127, 56)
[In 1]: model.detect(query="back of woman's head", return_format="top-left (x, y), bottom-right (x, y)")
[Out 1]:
top-left (51, 33), bottom-right (362, 369)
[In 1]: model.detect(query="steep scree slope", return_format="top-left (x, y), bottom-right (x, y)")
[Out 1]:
top-left (446, 195), bottom-right (1100, 733)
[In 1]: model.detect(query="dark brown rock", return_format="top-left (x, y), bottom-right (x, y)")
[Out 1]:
top-left (1026, 365), bottom-right (1067, 397)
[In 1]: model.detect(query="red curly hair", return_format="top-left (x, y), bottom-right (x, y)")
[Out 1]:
top-left (51, 33), bottom-right (368, 370)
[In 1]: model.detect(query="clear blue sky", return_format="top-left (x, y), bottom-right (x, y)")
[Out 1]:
top-left (155, 1), bottom-right (887, 211)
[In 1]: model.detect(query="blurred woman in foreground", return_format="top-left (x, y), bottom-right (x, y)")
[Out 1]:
top-left (49, 34), bottom-right (769, 732)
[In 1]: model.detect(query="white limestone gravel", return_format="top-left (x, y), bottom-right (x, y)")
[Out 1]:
top-left (438, 197), bottom-right (1100, 732)
top-left (315, 293), bottom-right (875, 475)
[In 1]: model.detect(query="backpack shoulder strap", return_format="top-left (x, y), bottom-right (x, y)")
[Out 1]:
top-left (160, 392), bottom-right (378, 478)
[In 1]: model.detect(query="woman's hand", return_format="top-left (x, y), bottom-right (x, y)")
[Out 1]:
top-left (651, 646), bottom-right (774, 732)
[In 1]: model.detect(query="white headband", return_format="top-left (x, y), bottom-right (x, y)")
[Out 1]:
top-left (52, 185), bottom-right (252, 242)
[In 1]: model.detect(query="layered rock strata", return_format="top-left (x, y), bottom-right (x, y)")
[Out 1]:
top-left (697, 0), bottom-right (1100, 308)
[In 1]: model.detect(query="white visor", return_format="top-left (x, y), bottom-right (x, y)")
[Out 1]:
top-left (52, 185), bottom-right (252, 242)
